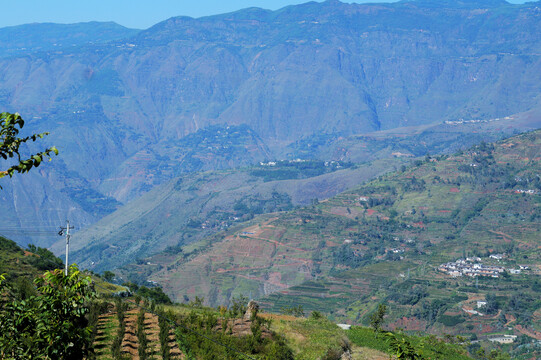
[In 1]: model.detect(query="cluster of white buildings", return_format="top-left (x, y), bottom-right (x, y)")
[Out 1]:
top-left (514, 189), bottom-right (539, 195)
top-left (439, 258), bottom-right (505, 278)
top-left (443, 116), bottom-right (511, 126)
top-left (439, 257), bottom-right (531, 278)
top-left (488, 335), bottom-right (518, 344)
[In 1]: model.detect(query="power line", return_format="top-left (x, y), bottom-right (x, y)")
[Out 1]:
top-left (0, 231), bottom-right (58, 236)
top-left (58, 221), bottom-right (74, 276)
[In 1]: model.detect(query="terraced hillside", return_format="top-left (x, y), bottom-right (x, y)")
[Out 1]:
top-left (90, 298), bottom-right (477, 360)
top-left (94, 304), bottom-right (181, 359)
top-left (0, 236), bottom-right (64, 281)
top-left (126, 130), bottom-right (541, 358)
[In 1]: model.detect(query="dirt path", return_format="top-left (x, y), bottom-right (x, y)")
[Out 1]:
top-left (488, 230), bottom-right (531, 248)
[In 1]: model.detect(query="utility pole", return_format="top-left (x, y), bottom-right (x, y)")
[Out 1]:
top-left (58, 220), bottom-right (74, 276)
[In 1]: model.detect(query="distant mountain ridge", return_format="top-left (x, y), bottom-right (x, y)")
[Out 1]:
top-left (1, 0), bottom-right (541, 246)
top-left (0, 22), bottom-right (140, 58)
top-left (399, 0), bottom-right (511, 8)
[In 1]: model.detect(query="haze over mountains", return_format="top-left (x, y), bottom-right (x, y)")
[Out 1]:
top-left (1, 0), bottom-right (541, 247)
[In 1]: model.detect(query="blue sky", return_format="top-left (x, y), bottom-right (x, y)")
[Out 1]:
top-left (3, 0), bottom-right (530, 29)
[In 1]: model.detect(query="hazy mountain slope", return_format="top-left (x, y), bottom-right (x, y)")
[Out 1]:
top-left (3, 0), bottom-right (541, 247)
top-left (56, 114), bottom-right (530, 271)
top-left (57, 158), bottom-right (402, 271)
top-left (131, 130), bottom-right (540, 340)
top-left (0, 22), bottom-right (140, 58)
top-left (288, 111), bottom-right (541, 162)
top-left (97, 124), bottom-right (272, 203)
top-left (0, 170), bottom-right (98, 247)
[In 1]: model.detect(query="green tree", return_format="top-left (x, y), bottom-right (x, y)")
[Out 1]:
top-left (0, 112), bottom-right (58, 188)
top-left (0, 265), bottom-right (95, 359)
top-left (385, 332), bottom-right (424, 360)
top-left (27, 244), bottom-right (64, 271)
top-left (102, 270), bottom-right (115, 282)
top-left (369, 304), bottom-right (387, 335)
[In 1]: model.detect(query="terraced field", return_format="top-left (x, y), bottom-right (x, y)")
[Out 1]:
top-left (94, 304), bottom-right (181, 359)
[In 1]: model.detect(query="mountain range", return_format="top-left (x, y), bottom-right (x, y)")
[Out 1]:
top-left (2, 0), bottom-right (541, 246)
top-left (0, 2), bottom-right (540, 357)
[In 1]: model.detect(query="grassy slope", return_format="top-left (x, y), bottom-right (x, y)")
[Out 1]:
top-left (134, 131), bottom-right (540, 353)
top-left (0, 235), bottom-right (125, 297)
top-left (0, 236), bottom-right (43, 280)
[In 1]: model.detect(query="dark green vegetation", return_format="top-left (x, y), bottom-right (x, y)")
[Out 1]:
top-left (130, 131), bottom-right (541, 359)
top-left (250, 160), bottom-right (353, 182)
top-left (124, 281), bottom-right (173, 304)
top-left (0, 265), bottom-right (94, 359)
top-left (347, 327), bottom-right (473, 360)
top-left (2, 0), bottom-right (541, 247)
top-left (0, 236), bottom-right (64, 281)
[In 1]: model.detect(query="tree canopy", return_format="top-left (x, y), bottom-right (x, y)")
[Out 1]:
top-left (0, 265), bottom-right (95, 359)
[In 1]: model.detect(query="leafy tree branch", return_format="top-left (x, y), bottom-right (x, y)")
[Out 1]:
top-left (0, 112), bottom-right (58, 187)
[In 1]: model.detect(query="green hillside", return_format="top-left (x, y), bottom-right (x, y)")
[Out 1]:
top-left (58, 157), bottom-right (403, 272)
top-left (126, 130), bottom-right (541, 359)
top-left (0, 236), bottom-right (63, 280)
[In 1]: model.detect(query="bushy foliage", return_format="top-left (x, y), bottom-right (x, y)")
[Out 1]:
top-left (369, 304), bottom-right (387, 334)
top-left (386, 332), bottom-right (424, 360)
top-left (137, 308), bottom-right (148, 360)
top-left (280, 304), bottom-right (305, 317)
top-left (228, 295), bottom-right (248, 317)
top-left (0, 265), bottom-right (94, 359)
top-left (26, 243), bottom-right (64, 271)
top-left (157, 308), bottom-right (172, 360)
top-left (123, 281), bottom-right (172, 304)
top-left (438, 315), bottom-right (465, 327)
top-left (175, 307), bottom-right (294, 360)
top-left (0, 236), bottom-right (22, 253)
